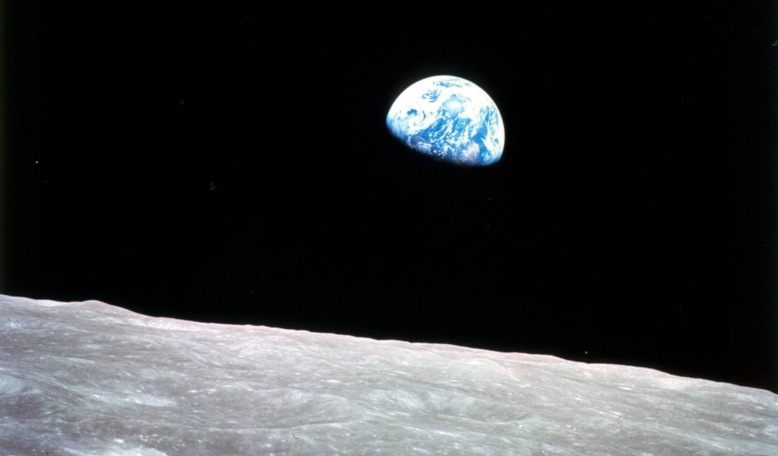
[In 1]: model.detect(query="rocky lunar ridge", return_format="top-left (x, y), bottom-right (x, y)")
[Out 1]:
top-left (0, 294), bottom-right (776, 455)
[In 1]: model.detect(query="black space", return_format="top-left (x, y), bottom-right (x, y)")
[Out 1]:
top-left (4, 3), bottom-right (777, 393)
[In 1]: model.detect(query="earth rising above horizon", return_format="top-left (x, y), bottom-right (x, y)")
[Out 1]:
top-left (386, 75), bottom-right (505, 166)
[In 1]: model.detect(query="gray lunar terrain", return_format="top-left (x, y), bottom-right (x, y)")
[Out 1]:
top-left (1, 294), bottom-right (776, 456)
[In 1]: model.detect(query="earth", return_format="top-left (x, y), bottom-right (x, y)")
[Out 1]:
top-left (386, 75), bottom-right (505, 166)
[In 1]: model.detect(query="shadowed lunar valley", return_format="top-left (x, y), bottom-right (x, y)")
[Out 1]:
top-left (1, 294), bottom-right (776, 456)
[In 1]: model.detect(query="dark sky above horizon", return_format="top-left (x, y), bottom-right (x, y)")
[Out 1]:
top-left (3, 3), bottom-right (777, 392)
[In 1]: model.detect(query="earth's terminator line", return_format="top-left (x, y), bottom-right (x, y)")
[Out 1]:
top-left (387, 75), bottom-right (505, 166)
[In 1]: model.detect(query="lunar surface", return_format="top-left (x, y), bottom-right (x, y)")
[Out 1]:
top-left (1, 294), bottom-right (776, 455)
